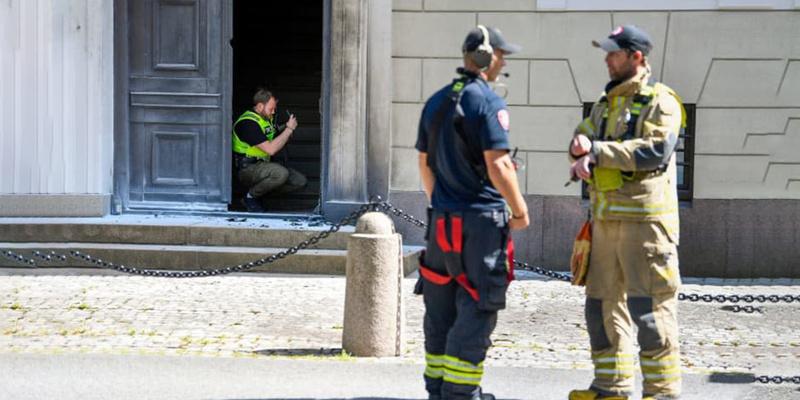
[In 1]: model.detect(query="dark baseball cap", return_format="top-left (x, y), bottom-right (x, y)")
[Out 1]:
top-left (592, 25), bottom-right (653, 56)
top-left (462, 26), bottom-right (521, 55)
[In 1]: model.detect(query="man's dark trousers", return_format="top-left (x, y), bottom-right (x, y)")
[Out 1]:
top-left (420, 209), bottom-right (513, 399)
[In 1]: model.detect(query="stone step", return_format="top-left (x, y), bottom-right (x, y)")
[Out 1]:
top-left (0, 242), bottom-right (423, 276)
top-left (0, 216), bottom-right (353, 250)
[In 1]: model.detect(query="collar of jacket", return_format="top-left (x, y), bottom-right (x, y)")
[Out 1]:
top-left (605, 67), bottom-right (651, 98)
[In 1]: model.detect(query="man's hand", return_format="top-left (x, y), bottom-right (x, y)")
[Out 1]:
top-left (509, 213), bottom-right (529, 231)
top-left (484, 150), bottom-right (529, 231)
top-left (570, 135), bottom-right (592, 158)
top-left (286, 115), bottom-right (298, 131)
top-left (570, 153), bottom-right (595, 181)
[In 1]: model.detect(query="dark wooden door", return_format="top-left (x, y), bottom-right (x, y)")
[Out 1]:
top-left (126, 0), bottom-right (231, 211)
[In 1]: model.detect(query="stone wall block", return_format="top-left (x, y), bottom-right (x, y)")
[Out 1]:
top-left (390, 148), bottom-right (422, 191)
top-left (393, 58), bottom-right (423, 102)
top-left (392, 103), bottom-right (424, 148)
top-left (529, 60), bottom-right (581, 106)
top-left (424, 0), bottom-right (536, 11)
top-left (392, 12), bottom-right (476, 57)
top-left (392, 0), bottom-right (422, 11)
top-left (508, 106), bottom-right (582, 151)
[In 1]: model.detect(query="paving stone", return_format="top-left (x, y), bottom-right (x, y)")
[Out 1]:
top-left (0, 274), bottom-right (798, 376)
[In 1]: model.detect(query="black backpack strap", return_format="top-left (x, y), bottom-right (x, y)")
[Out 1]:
top-left (426, 66), bottom-right (493, 182)
top-left (426, 78), bottom-right (469, 174)
top-left (451, 87), bottom-right (489, 182)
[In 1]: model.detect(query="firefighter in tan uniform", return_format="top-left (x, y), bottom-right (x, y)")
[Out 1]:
top-left (567, 25), bottom-right (685, 400)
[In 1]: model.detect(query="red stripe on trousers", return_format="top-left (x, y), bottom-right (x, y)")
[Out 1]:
top-left (435, 217), bottom-right (452, 253)
top-left (451, 216), bottom-right (463, 253)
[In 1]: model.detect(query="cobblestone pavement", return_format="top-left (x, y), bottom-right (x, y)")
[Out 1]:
top-left (1, 269), bottom-right (799, 382)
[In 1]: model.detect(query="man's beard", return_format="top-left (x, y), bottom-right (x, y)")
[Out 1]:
top-left (610, 64), bottom-right (637, 81)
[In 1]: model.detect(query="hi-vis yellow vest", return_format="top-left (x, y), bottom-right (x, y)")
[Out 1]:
top-left (232, 110), bottom-right (276, 161)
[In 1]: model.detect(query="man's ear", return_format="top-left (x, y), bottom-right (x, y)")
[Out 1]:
top-left (632, 50), bottom-right (645, 64)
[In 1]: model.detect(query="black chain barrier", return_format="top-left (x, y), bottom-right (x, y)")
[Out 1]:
top-left (1, 198), bottom-right (797, 299)
top-left (1, 198), bottom-right (798, 384)
top-left (2, 202), bottom-right (373, 278)
top-left (372, 200), bottom-right (573, 282)
top-left (754, 375), bottom-right (800, 385)
top-left (677, 293), bottom-right (800, 314)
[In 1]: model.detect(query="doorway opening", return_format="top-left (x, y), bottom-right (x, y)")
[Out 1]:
top-left (231, 1), bottom-right (323, 213)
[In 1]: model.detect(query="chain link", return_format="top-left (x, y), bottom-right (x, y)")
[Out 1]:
top-left (678, 293), bottom-right (800, 305)
top-left (755, 375), bottom-right (800, 385)
top-left (1, 250), bottom-right (37, 266)
top-left (373, 200), bottom-right (427, 229)
top-left (513, 260), bottom-right (573, 282)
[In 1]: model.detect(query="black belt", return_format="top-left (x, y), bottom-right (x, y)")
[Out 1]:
top-left (234, 154), bottom-right (263, 169)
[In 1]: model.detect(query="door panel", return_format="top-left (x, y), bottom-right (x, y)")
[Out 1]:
top-left (126, 0), bottom-right (230, 210)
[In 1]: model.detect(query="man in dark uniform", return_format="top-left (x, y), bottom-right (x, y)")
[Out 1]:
top-left (415, 25), bottom-right (529, 400)
top-left (232, 88), bottom-right (307, 212)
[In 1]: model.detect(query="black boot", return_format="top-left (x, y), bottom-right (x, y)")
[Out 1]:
top-left (472, 387), bottom-right (495, 400)
top-left (243, 196), bottom-right (265, 212)
top-left (430, 394), bottom-right (493, 400)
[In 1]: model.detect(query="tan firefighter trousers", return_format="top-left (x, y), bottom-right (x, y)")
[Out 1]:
top-left (583, 219), bottom-right (681, 398)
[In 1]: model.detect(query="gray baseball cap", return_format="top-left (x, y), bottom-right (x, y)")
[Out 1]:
top-left (462, 26), bottom-right (521, 55)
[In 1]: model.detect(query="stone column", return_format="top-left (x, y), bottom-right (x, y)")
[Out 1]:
top-left (366, 0), bottom-right (392, 201)
top-left (321, 0), bottom-right (393, 220)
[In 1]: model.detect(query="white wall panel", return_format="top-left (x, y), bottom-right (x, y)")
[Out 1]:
top-left (390, 8), bottom-right (800, 199)
top-left (663, 12), bottom-right (800, 103)
top-left (392, 0), bottom-right (422, 11)
top-left (477, 12), bottom-right (611, 102)
top-left (0, 0), bottom-right (113, 195)
top-left (538, 0), bottom-right (798, 10)
top-left (424, 0), bottom-right (536, 11)
top-left (392, 12), bottom-right (475, 58)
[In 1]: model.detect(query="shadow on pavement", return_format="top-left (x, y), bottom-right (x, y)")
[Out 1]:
top-left (218, 398), bottom-right (421, 400)
top-left (253, 348), bottom-right (344, 357)
top-left (707, 372), bottom-right (755, 384)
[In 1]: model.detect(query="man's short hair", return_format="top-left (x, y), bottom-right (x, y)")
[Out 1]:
top-left (253, 88), bottom-right (273, 106)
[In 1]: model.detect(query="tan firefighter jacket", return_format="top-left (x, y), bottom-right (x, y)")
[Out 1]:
top-left (571, 68), bottom-right (685, 243)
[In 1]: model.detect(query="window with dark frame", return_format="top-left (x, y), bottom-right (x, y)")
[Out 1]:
top-left (580, 102), bottom-right (695, 201)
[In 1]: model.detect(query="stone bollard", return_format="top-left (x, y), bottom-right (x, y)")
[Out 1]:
top-left (342, 212), bottom-right (404, 357)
